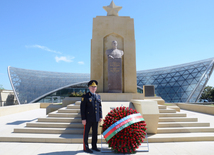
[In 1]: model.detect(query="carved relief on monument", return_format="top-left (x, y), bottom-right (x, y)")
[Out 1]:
top-left (103, 33), bottom-right (124, 93)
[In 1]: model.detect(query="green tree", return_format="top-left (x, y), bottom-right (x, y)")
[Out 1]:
top-left (0, 84), bottom-right (4, 91)
top-left (200, 86), bottom-right (214, 102)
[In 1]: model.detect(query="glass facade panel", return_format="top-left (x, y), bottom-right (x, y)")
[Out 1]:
top-left (8, 58), bottom-right (214, 104)
top-left (137, 58), bottom-right (214, 103)
top-left (8, 67), bottom-right (90, 104)
top-left (34, 83), bottom-right (89, 103)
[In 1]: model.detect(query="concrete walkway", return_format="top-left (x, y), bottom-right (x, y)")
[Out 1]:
top-left (0, 108), bottom-right (214, 155)
top-left (0, 141), bottom-right (214, 155)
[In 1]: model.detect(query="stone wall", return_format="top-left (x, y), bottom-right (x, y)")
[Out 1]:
top-left (177, 103), bottom-right (214, 115)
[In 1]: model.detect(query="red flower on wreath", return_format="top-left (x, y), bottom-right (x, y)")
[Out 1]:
top-left (102, 107), bottom-right (147, 154)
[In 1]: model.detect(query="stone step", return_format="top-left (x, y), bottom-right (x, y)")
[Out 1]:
top-left (148, 133), bottom-right (214, 142)
top-left (58, 109), bottom-right (80, 113)
top-left (157, 127), bottom-right (214, 133)
top-left (0, 134), bottom-right (91, 143)
top-left (159, 113), bottom-right (186, 117)
top-left (167, 106), bottom-right (180, 112)
top-left (26, 122), bottom-right (83, 128)
top-left (1, 133), bottom-right (214, 143)
top-left (38, 117), bottom-right (81, 123)
top-left (159, 109), bottom-right (177, 113)
top-left (159, 117), bottom-right (198, 122)
top-left (14, 127), bottom-right (84, 134)
top-left (75, 101), bottom-right (81, 105)
top-left (66, 104), bottom-right (175, 113)
top-left (48, 113), bottom-right (80, 118)
top-left (16, 126), bottom-right (214, 135)
top-left (67, 105), bottom-right (80, 109)
top-left (158, 105), bottom-right (167, 109)
top-left (158, 122), bottom-right (210, 128)
top-left (70, 102), bottom-right (170, 110)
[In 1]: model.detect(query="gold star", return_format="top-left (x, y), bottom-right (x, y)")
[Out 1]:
top-left (103, 0), bottom-right (122, 16)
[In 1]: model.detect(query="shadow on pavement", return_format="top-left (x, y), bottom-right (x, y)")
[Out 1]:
top-left (6, 118), bottom-right (37, 125)
top-left (38, 150), bottom-right (104, 155)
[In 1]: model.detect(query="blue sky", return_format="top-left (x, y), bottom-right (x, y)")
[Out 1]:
top-left (0, 0), bottom-right (214, 90)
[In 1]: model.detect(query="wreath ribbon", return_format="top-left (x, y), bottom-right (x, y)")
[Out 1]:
top-left (103, 113), bottom-right (144, 141)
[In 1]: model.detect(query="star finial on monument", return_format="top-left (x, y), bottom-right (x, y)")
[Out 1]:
top-left (103, 0), bottom-right (122, 16)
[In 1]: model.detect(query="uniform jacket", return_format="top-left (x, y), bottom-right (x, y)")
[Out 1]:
top-left (80, 92), bottom-right (102, 122)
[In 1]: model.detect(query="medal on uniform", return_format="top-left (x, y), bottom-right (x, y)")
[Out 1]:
top-left (89, 98), bottom-right (92, 102)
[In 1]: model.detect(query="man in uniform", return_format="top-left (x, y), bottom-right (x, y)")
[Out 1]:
top-left (81, 80), bottom-right (102, 153)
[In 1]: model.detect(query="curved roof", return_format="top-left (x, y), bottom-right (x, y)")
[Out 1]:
top-left (8, 67), bottom-right (90, 104)
top-left (8, 57), bottom-right (214, 104)
top-left (31, 81), bottom-right (88, 103)
top-left (137, 58), bottom-right (214, 102)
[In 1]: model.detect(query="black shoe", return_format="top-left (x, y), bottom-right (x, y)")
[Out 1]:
top-left (92, 148), bottom-right (100, 152)
top-left (84, 148), bottom-right (93, 153)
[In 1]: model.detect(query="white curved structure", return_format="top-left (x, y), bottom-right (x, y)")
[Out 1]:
top-left (8, 58), bottom-right (214, 104)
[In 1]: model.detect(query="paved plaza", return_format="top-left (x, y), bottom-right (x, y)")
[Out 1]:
top-left (0, 108), bottom-right (214, 155)
top-left (1, 141), bottom-right (214, 155)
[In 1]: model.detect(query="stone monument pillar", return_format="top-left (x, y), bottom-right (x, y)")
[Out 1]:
top-left (90, 1), bottom-right (161, 134)
top-left (90, 1), bottom-right (137, 93)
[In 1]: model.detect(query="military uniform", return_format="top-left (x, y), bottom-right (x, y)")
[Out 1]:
top-left (80, 80), bottom-right (102, 152)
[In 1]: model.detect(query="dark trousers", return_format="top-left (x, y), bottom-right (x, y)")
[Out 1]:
top-left (83, 121), bottom-right (98, 150)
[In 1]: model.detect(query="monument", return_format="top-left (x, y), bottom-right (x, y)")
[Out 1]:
top-left (90, 0), bottom-right (137, 93)
top-left (90, 1), bottom-right (161, 134)
top-left (106, 40), bottom-right (124, 93)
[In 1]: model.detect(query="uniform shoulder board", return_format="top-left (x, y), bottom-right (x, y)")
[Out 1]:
top-left (81, 97), bottom-right (84, 101)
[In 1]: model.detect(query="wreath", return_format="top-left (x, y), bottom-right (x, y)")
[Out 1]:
top-left (102, 107), bottom-right (147, 153)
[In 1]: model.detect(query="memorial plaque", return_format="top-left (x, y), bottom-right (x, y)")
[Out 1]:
top-left (106, 40), bottom-right (123, 93)
top-left (108, 58), bottom-right (122, 93)
top-left (144, 85), bottom-right (155, 97)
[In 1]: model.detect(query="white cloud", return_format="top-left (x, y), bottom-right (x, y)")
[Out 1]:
top-left (25, 44), bottom-right (76, 63)
top-left (78, 61), bottom-right (84, 65)
top-left (55, 56), bottom-right (74, 63)
top-left (25, 45), bottom-right (62, 54)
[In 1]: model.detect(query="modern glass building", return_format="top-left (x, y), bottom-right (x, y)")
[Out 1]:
top-left (8, 58), bottom-right (214, 104)
top-left (8, 67), bottom-right (90, 104)
top-left (137, 58), bottom-right (214, 103)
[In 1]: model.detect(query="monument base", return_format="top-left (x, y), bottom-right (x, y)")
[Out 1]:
top-left (98, 93), bottom-right (164, 134)
top-left (108, 90), bottom-right (122, 93)
top-left (99, 93), bottom-right (163, 102)
top-left (131, 99), bottom-right (159, 134)
top-left (100, 96), bottom-right (161, 134)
